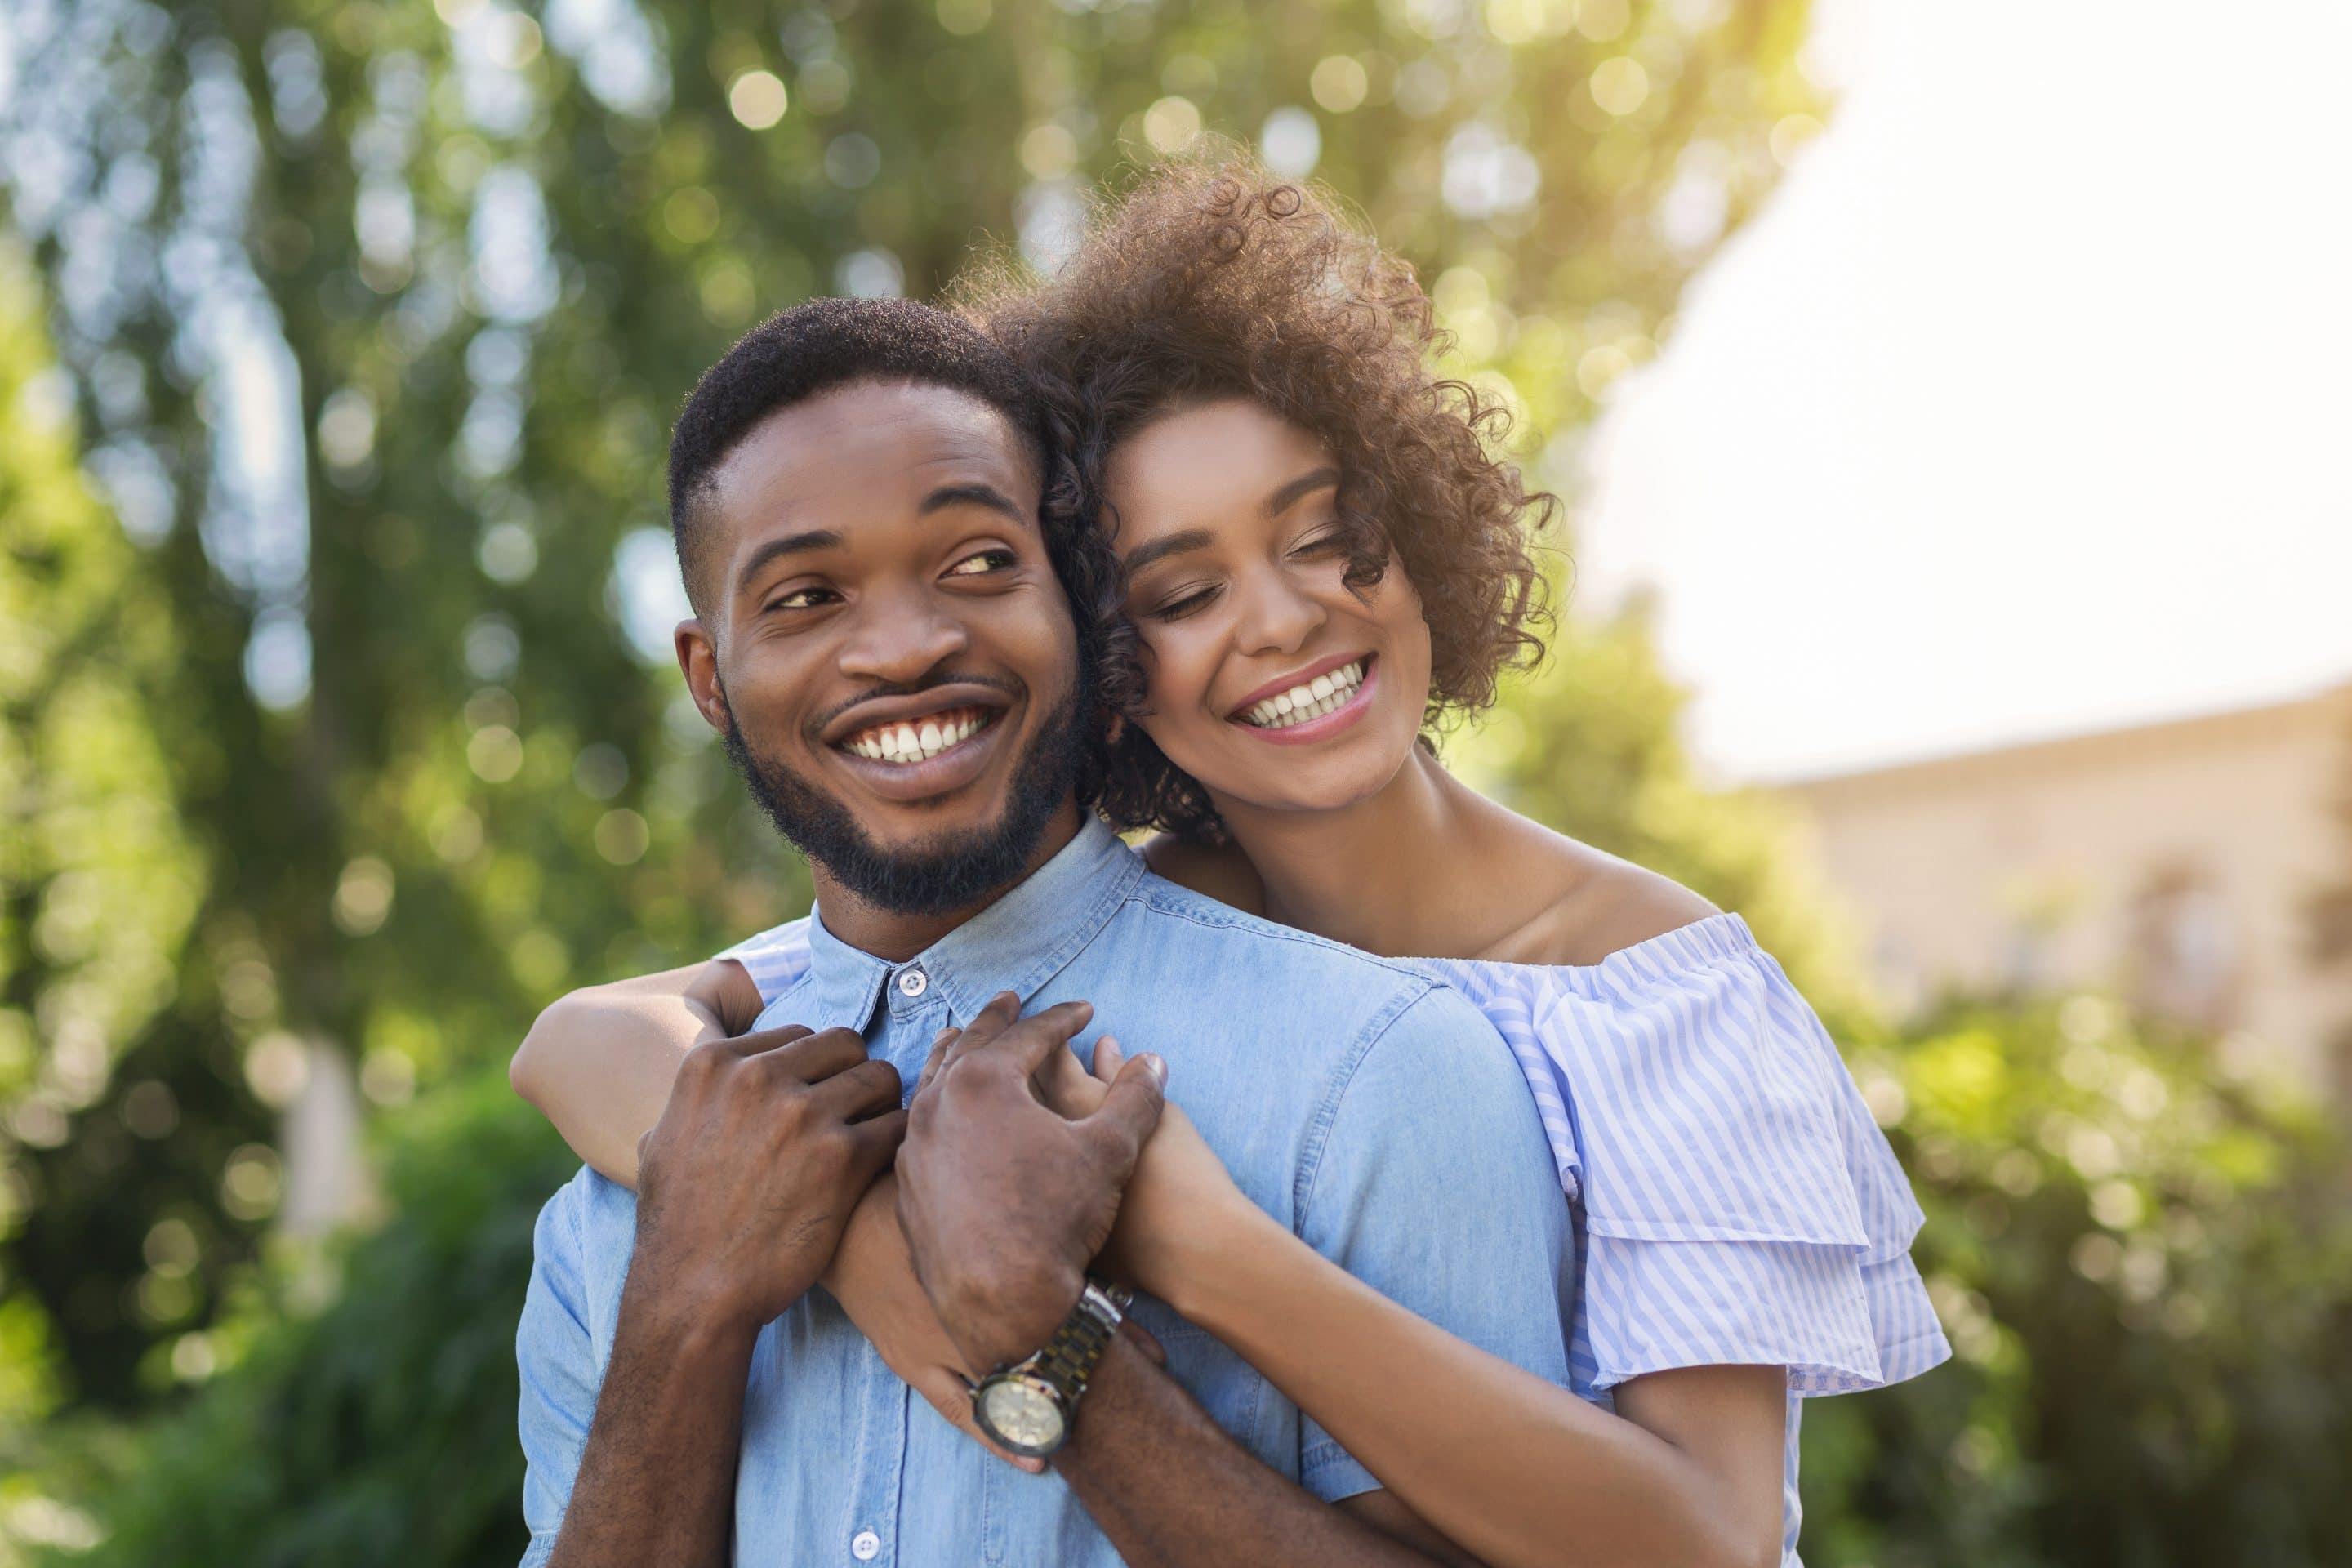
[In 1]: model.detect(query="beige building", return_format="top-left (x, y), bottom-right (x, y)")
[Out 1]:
top-left (1775, 681), bottom-right (2352, 1100)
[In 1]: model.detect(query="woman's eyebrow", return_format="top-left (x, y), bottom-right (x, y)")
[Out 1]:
top-left (1262, 466), bottom-right (1340, 518)
top-left (1120, 528), bottom-right (1215, 575)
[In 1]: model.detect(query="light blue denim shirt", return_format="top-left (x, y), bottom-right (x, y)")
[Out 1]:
top-left (515, 817), bottom-right (1575, 1567)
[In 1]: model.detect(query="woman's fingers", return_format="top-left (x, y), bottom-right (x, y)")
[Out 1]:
top-left (1091, 1035), bottom-right (1125, 1085)
top-left (911, 1365), bottom-right (1046, 1473)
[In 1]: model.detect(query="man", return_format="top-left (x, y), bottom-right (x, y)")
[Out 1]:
top-left (514, 298), bottom-right (1574, 1566)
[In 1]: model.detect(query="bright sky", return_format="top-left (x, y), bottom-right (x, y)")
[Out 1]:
top-left (1573, 0), bottom-right (2352, 783)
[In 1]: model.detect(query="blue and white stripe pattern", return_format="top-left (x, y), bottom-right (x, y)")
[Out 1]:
top-left (719, 907), bottom-right (1949, 1566)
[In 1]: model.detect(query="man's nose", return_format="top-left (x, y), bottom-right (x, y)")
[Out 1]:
top-left (836, 590), bottom-right (971, 684)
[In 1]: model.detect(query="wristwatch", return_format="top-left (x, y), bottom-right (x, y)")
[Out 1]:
top-left (969, 1280), bottom-right (1132, 1459)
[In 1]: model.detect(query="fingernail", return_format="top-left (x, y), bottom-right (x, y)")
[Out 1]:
top-left (1142, 1053), bottom-right (1167, 1085)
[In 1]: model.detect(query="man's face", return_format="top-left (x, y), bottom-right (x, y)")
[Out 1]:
top-left (676, 379), bottom-right (1087, 915)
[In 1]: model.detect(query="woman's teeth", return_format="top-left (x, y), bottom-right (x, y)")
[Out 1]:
top-left (841, 708), bottom-right (994, 764)
top-left (1239, 660), bottom-right (1367, 729)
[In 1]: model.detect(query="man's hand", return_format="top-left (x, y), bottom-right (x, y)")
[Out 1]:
top-left (631, 1023), bottom-right (906, 1334)
top-left (894, 991), bottom-right (1166, 1373)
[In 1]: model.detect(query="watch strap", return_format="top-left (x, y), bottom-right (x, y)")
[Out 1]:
top-left (1019, 1280), bottom-right (1129, 1397)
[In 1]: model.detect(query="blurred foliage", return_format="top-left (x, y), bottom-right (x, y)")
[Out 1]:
top-left (42, 1076), bottom-right (576, 1568)
top-left (1806, 997), bottom-right (2352, 1568)
top-left (2308, 728), bottom-right (2352, 1106)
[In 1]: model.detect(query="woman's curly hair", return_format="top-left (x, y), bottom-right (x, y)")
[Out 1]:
top-left (958, 154), bottom-right (1558, 838)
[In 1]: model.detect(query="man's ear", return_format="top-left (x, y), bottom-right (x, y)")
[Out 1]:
top-left (675, 619), bottom-right (731, 733)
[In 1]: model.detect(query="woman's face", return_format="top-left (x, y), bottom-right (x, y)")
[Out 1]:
top-left (1105, 398), bottom-right (1433, 818)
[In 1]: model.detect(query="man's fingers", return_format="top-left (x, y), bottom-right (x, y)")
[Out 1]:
top-left (916, 1027), bottom-right (958, 1094)
top-left (768, 1025), bottom-right (870, 1084)
top-left (1080, 1052), bottom-right (1167, 1171)
top-left (969, 1000), bottom-right (1095, 1079)
top-left (807, 1057), bottom-right (903, 1120)
top-left (942, 990), bottom-right (1022, 1065)
top-left (723, 1022), bottom-right (814, 1057)
top-left (851, 1108), bottom-right (910, 1175)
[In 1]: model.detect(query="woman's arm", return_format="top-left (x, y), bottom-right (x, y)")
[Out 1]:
top-left (1059, 1042), bottom-right (1788, 1568)
top-left (509, 959), bottom-right (764, 1186)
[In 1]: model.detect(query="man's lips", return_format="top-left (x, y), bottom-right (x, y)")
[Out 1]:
top-left (828, 705), bottom-right (1012, 804)
top-left (819, 682), bottom-right (1013, 748)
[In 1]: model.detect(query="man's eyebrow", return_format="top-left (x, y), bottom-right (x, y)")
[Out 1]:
top-left (1120, 528), bottom-right (1216, 577)
top-left (920, 482), bottom-right (1030, 526)
top-left (734, 529), bottom-right (843, 595)
top-left (1263, 466), bottom-right (1341, 519)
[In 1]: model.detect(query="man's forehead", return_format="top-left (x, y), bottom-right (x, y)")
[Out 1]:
top-left (712, 379), bottom-right (1036, 514)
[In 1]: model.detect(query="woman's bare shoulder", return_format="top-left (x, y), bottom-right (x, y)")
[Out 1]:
top-left (1140, 833), bottom-right (1267, 915)
top-left (1481, 830), bottom-right (1720, 968)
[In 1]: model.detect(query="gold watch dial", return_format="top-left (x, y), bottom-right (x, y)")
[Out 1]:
top-left (977, 1376), bottom-right (1066, 1456)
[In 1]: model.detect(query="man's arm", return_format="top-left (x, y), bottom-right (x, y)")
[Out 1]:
top-left (519, 1023), bottom-right (905, 1568)
top-left (1053, 1332), bottom-right (1481, 1568)
top-left (892, 993), bottom-right (1471, 1566)
top-left (532, 1269), bottom-right (760, 1568)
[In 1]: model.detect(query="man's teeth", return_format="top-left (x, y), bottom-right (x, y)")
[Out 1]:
top-left (841, 708), bottom-right (994, 764)
top-left (1241, 660), bottom-right (1367, 729)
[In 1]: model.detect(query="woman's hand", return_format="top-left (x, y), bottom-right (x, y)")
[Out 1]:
top-left (1034, 1037), bottom-right (1257, 1307)
top-left (820, 1171), bottom-right (1046, 1473)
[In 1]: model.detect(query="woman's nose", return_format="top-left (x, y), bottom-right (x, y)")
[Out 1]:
top-left (1232, 566), bottom-right (1326, 657)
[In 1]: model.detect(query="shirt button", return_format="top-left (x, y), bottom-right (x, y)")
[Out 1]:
top-left (897, 968), bottom-right (928, 998)
top-left (850, 1529), bottom-right (881, 1561)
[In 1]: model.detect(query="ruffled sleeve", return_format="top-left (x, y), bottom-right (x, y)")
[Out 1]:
top-left (1428, 915), bottom-right (1950, 1399)
top-left (715, 916), bottom-right (814, 1008)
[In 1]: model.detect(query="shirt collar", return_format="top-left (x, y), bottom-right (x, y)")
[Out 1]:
top-left (801, 815), bottom-right (1143, 1030)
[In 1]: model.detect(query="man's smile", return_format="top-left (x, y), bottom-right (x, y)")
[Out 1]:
top-left (820, 684), bottom-right (1022, 805)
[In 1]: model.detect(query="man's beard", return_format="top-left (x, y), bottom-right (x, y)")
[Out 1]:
top-left (721, 683), bottom-right (1089, 918)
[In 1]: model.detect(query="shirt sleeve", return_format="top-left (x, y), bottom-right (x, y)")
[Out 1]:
top-left (1290, 983), bottom-right (1577, 1504)
top-left (514, 1175), bottom-right (599, 1568)
top-left (715, 916), bottom-right (814, 1009)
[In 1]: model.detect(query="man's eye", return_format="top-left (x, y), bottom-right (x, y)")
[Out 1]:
top-left (947, 548), bottom-right (1017, 578)
top-left (768, 586), bottom-right (835, 612)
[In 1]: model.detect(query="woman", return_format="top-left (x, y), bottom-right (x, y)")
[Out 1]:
top-left (511, 162), bottom-right (1947, 1568)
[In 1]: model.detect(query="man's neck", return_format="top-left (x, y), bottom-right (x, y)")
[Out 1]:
top-left (807, 800), bottom-right (1089, 964)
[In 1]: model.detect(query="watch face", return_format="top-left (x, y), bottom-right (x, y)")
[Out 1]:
top-left (977, 1376), bottom-right (1067, 1457)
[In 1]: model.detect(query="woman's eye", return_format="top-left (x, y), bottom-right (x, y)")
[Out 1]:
top-left (1290, 528), bottom-right (1348, 559)
top-left (947, 548), bottom-right (1017, 578)
top-left (1152, 585), bottom-right (1221, 621)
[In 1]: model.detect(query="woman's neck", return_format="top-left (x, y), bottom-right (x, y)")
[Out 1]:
top-left (1212, 746), bottom-right (1517, 960)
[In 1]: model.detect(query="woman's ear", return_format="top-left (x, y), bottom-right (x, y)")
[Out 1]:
top-left (1103, 713), bottom-right (1127, 746)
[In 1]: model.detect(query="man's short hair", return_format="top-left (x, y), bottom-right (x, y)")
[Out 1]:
top-left (666, 296), bottom-right (1052, 616)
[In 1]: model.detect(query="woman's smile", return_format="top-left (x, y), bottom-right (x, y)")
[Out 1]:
top-left (1226, 653), bottom-right (1379, 744)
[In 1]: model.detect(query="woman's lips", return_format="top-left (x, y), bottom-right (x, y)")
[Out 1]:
top-left (1229, 657), bottom-right (1379, 747)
